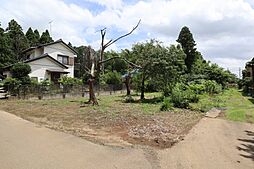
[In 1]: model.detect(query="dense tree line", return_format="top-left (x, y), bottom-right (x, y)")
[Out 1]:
top-left (0, 19), bottom-right (53, 68)
top-left (1, 20), bottom-right (237, 106)
top-left (76, 26), bottom-right (237, 102)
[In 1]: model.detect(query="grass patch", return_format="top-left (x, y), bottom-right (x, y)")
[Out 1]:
top-left (191, 88), bottom-right (254, 123)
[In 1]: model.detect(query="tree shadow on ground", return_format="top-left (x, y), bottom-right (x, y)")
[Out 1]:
top-left (237, 130), bottom-right (254, 161)
top-left (248, 98), bottom-right (254, 104)
top-left (117, 95), bottom-right (163, 104)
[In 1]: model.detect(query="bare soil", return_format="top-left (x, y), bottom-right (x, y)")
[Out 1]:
top-left (0, 95), bottom-right (202, 148)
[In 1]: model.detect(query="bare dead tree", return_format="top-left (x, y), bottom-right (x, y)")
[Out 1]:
top-left (86, 20), bottom-right (141, 105)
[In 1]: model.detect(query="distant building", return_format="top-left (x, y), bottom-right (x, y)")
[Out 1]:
top-left (3, 39), bottom-right (77, 84)
top-left (243, 58), bottom-right (254, 80)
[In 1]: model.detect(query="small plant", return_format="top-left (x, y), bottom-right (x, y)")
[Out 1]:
top-left (160, 97), bottom-right (173, 111)
top-left (204, 80), bottom-right (222, 94)
top-left (3, 77), bottom-right (21, 95)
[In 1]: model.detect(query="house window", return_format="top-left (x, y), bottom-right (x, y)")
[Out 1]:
top-left (57, 55), bottom-right (69, 65)
top-left (31, 77), bottom-right (38, 82)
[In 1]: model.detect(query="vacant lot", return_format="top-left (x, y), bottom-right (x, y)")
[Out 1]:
top-left (0, 93), bottom-right (202, 148)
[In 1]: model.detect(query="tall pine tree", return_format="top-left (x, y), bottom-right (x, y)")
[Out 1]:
top-left (0, 23), bottom-right (13, 68)
top-left (176, 26), bottom-right (197, 73)
top-left (25, 27), bottom-right (36, 47)
top-left (39, 30), bottom-right (53, 44)
top-left (6, 19), bottom-right (29, 61)
top-left (33, 29), bottom-right (40, 46)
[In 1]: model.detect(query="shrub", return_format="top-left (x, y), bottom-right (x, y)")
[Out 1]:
top-left (160, 97), bottom-right (173, 111)
top-left (189, 82), bottom-right (205, 94)
top-left (203, 80), bottom-right (222, 94)
top-left (10, 63), bottom-right (31, 79)
top-left (101, 71), bottom-right (122, 90)
top-left (59, 76), bottom-right (82, 92)
top-left (170, 83), bottom-right (199, 108)
top-left (3, 77), bottom-right (21, 94)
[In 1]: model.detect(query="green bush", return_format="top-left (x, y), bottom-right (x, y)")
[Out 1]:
top-left (160, 97), bottom-right (173, 111)
top-left (203, 80), bottom-right (222, 94)
top-left (189, 82), bottom-right (205, 94)
top-left (11, 63), bottom-right (31, 79)
top-left (170, 83), bottom-right (199, 108)
top-left (3, 77), bottom-right (21, 94)
top-left (59, 76), bottom-right (82, 92)
top-left (101, 71), bottom-right (122, 90)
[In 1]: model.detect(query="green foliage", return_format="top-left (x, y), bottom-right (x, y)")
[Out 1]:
top-left (39, 30), bottom-right (53, 44)
top-left (130, 40), bottom-right (186, 99)
top-left (170, 83), bottom-right (199, 108)
top-left (11, 63), bottom-right (31, 79)
top-left (6, 19), bottom-right (29, 61)
top-left (0, 23), bottom-right (13, 68)
top-left (239, 77), bottom-right (253, 94)
top-left (176, 26), bottom-right (197, 72)
top-left (189, 79), bottom-right (222, 94)
top-left (59, 76), bottom-right (82, 92)
top-left (204, 63), bottom-right (236, 88)
top-left (10, 63), bottom-right (31, 85)
top-left (33, 29), bottom-right (40, 45)
top-left (39, 79), bottom-right (52, 86)
top-left (59, 76), bottom-right (82, 86)
top-left (104, 51), bottom-right (128, 74)
top-left (101, 71), bottom-right (122, 86)
top-left (3, 77), bottom-right (21, 94)
top-left (25, 27), bottom-right (40, 47)
top-left (160, 97), bottom-right (173, 111)
top-left (203, 80), bottom-right (222, 94)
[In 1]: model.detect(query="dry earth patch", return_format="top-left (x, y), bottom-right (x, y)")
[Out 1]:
top-left (0, 94), bottom-right (202, 148)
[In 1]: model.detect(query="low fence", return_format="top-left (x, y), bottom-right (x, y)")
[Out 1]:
top-left (4, 84), bottom-right (127, 100)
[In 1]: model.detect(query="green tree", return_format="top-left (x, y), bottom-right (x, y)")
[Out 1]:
top-left (176, 26), bottom-right (197, 73)
top-left (6, 19), bottom-right (29, 61)
top-left (33, 29), bottom-right (40, 45)
top-left (0, 23), bottom-right (13, 68)
top-left (11, 63), bottom-right (31, 78)
top-left (104, 51), bottom-right (128, 74)
top-left (25, 27), bottom-right (36, 47)
top-left (10, 63), bottom-right (31, 85)
top-left (39, 30), bottom-right (53, 44)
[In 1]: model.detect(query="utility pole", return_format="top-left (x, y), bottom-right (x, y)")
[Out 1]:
top-left (49, 20), bottom-right (53, 35)
top-left (239, 67), bottom-right (242, 79)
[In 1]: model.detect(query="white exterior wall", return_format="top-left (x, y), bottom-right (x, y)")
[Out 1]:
top-left (28, 57), bottom-right (68, 82)
top-left (30, 48), bottom-right (44, 59)
top-left (43, 43), bottom-right (76, 78)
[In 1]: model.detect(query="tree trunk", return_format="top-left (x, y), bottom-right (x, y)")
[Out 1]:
top-left (88, 78), bottom-right (98, 105)
top-left (125, 75), bottom-right (131, 96)
top-left (140, 73), bottom-right (145, 100)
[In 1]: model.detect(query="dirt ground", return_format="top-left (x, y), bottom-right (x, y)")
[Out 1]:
top-left (0, 95), bottom-right (202, 148)
top-left (1, 110), bottom-right (253, 169)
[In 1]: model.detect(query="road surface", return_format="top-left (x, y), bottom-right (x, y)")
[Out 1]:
top-left (0, 110), bottom-right (253, 169)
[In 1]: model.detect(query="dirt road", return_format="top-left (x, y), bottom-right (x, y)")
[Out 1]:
top-left (0, 110), bottom-right (253, 169)
top-left (159, 118), bottom-right (254, 169)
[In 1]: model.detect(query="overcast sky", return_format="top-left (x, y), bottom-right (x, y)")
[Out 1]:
top-left (1, 0), bottom-right (254, 76)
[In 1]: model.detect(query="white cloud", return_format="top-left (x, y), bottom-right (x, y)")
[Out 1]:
top-left (1, 0), bottom-right (254, 76)
top-left (85, 0), bottom-right (123, 9)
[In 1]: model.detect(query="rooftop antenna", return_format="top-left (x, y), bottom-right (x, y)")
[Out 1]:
top-left (49, 20), bottom-right (53, 35)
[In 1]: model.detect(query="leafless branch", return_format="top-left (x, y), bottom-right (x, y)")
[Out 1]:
top-left (122, 58), bottom-right (142, 69)
top-left (104, 19), bottom-right (141, 49)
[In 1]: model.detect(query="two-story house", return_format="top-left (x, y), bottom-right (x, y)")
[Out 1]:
top-left (3, 39), bottom-right (77, 84)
